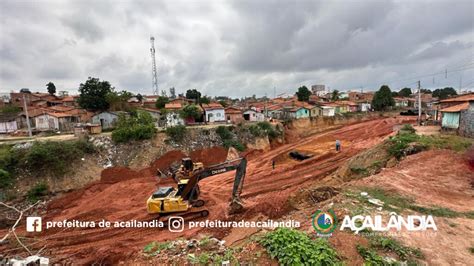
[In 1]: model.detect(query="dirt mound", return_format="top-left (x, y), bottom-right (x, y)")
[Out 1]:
top-left (151, 150), bottom-right (187, 171)
top-left (100, 167), bottom-right (142, 183)
top-left (190, 146), bottom-right (228, 166)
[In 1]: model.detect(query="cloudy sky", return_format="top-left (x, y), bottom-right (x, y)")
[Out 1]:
top-left (1, 0), bottom-right (473, 97)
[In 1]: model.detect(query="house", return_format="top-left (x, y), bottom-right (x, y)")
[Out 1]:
top-left (243, 108), bottom-right (265, 122)
top-left (440, 102), bottom-right (469, 129)
top-left (320, 106), bottom-right (336, 117)
top-left (92, 111), bottom-right (122, 129)
top-left (0, 113), bottom-right (18, 133)
top-left (289, 107), bottom-right (310, 119)
top-left (322, 102), bottom-right (343, 114)
top-left (225, 107), bottom-right (243, 124)
top-left (202, 103), bottom-right (225, 123)
top-left (164, 103), bottom-right (184, 127)
top-left (61, 96), bottom-right (77, 107)
top-left (35, 112), bottom-right (78, 131)
top-left (335, 101), bottom-right (358, 112)
top-left (394, 97), bottom-right (409, 108)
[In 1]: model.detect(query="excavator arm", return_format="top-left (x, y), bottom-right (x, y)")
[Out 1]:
top-left (180, 157), bottom-right (247, 213)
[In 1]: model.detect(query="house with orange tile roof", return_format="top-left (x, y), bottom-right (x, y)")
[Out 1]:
top-left (202, 103), bottom-right (225, 123)
top-left (225, 107), bottom-right (243, 124)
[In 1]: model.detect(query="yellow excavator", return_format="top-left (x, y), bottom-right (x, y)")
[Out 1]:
top-left (146, 156), bottom-right (247, 219)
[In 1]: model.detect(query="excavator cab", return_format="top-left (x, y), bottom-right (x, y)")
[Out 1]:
top-left (147, 156), bottom-right (247, 217)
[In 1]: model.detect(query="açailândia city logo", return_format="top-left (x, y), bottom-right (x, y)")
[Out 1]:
top-left (312, 209), bottom-right (337, 237)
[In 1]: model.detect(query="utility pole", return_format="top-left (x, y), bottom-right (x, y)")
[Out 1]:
top-left (417, 80), bottom-right (421, 125)
top-left (22, 94), bottom-right (32, 137)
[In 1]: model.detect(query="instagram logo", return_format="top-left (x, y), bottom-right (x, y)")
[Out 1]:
top-left (26, 217), bottom-right (42, 232)
top-left (168, 216), bottom-right (184, 232)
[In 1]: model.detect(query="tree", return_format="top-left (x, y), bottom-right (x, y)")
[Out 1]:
top-left (186, 89), bottom-right (201, 100)
top-left (200, 96), bottom-right (211, 104)
top-left (180, 104), bottom-right (202, 119)
top-left (106, 90), bottom-right (133, 111)
top-left (218, 100), bottom-right (228, 108)
top-left (296, 86), bottom-right (311, 101)
top-left (155, 96), bottom-right (169, 109)
top-left (371, 85), bottom-right (395, 111)
top-left (398, 87), bottom-right (412, 97)
top-left (136, 94), bottom-right (144, 102)
top-left (420, 89), bottom-right (432, 94)
top-left (432, 87), bottom-right (457, 99)
top-left (78, 77), bottom-right (113, 111)
top-left (46, 82), bottom-right (56, 95)
top-left (391, 91), bottom-right (399, 97)
top-left (331, 90), bottom-right (340, 101)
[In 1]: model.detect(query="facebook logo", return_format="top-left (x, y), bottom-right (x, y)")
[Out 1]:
top-left (26, 217), bottom-right (42, 232)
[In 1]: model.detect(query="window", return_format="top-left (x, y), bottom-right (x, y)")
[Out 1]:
top-left (216, 113), bottom-right (221, 117)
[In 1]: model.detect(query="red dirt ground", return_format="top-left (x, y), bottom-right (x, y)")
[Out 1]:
top-left (1, 117), bottom-right (415, 264)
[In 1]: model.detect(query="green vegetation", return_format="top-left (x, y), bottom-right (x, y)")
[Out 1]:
top-left (180, 104), bottom-right (202, 120)
top-left (0, 139), bottom-right (96, 188)
top-left (105, 90), bottom-right (133, 111)
top-left (357, 245), bottom-right (389, 265)
top-left (248, 121), bottom-right (281, 139)
top-left (432, 87), bottom-right (457, 100)
top-left (46, 81), bottom-right (56, 95)
top-left (259, 228), bottom-right (341, 265)
top-left (350, 187), bottom-right (474, 219)
top-left (216, 126), bottom-right (245, 151)
top-left (165, 125), bottom-right (187, 142)
top-left (155, 96), bottom-right (169, 109)
top-left (0, 169), bottom-right (12, 189)
top-left (296, 86), bottom-right (311, 102)
top-left (0, 106), bottom-right (21, 114)
top-left (112, 110), bottom-right (157, 143)
top-left (368, 235), bottom-right (423, 261)
top-left (23, 140), bottom-right (95, 177)
top-left (387, 132), bottom-right (472, 159)
top-left (27, 182), bottom-right (48, 202)
top-left (143, 241), bottom-right (173, 256)
top-left (398, 87), bottom-right (412, 97)
top-left (77, 77), bottom-right (113, 111)
top-left (400, 124), bottom-right (416, 133)
top-left (372, 85), bottom-right (395, 111)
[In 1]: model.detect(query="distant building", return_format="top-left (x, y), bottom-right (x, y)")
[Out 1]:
top-left (92, 111), bottom-right (122, 129)
top-left (225, 107), bottom-right (243, 124)
top-left (311, 85), bottom-right (326, 96)
top-left (202, 103), bottom-right (225, 123)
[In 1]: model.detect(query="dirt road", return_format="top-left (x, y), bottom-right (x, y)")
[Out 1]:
top-left (2, 117), bottom-right (414, 264)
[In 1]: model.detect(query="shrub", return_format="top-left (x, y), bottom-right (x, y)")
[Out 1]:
top-left (112, 111), bottom-right (157, 143)
top-left (27, 182), bottom-right (48, 202)
top-left (400, 124), bottom-right (416, 133)
top-left (165, 125), bottom-right (187, 142)
top-left (216, 126), bottom-right (233, 140)
top-left (0, 169), bottom-right (12, 189)
top-left (20, 140), bottom-right (96, 177)
top-left (248, 122), bottom-right (281, 139)
top-left (260, 228), bottom-right (340, 265)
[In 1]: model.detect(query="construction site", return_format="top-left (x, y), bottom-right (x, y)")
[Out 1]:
top-left (1, 1), bottom-right (474, 265)
top-left (1, 112), bottom-right (473, 265)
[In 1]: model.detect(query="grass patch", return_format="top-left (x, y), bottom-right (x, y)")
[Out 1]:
top-left (247, 121), bottom-right (281, 139)
top-left (259, 227), bottom-right (341, 265)
top-left (387, 132), bottom-right (472, 160)
top-left (368, 235), bottom-right (424, 261)
top-left (350, 187), bottom-right (473, 219)
top-left (143, 241), bottom-right (173, 256)
top-left (27, 182), bottom-right (48, 202)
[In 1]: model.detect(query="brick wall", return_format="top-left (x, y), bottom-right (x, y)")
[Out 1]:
top-left (459, 102), bottom-right (474, 138)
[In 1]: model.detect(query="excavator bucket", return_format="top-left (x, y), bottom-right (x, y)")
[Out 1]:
top-left (228, 198), bottom-right (244, 214)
